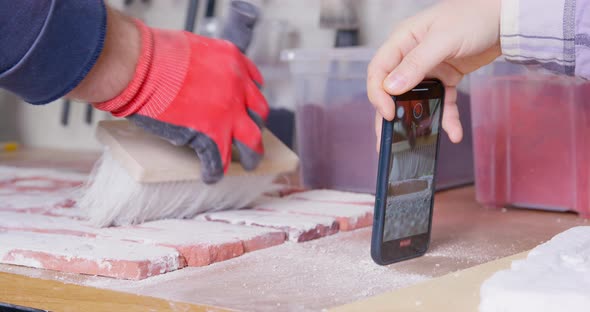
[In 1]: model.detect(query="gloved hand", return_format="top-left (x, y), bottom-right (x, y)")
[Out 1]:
top-left (93, 20), bottom-right (269, 184)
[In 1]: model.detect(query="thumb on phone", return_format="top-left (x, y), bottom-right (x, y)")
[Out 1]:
top-left (383, 32), bottom-right (453, 96)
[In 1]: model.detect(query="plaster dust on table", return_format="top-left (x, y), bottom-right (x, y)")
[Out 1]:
top-left (425, 237), bottom-right (518, 265)
top-left (80, 229), bottom-right (430, 312)
top-left (479, 226), bottom-right (590, 312)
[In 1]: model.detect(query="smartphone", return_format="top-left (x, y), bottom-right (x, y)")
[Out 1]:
top-left (371, 79), bottom-right (444, 265)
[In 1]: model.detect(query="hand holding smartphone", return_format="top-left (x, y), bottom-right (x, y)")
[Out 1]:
top-left (371, 79), bottom-right (444, 265)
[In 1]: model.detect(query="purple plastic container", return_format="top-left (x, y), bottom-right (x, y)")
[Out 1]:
top-left (436, 88), bottom-right (475, 190)
top-left (284, 48), bottom-right (474, 193)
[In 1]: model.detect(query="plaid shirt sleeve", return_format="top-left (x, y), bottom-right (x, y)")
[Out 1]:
top-left (501, 0), bottom-right (590, 79)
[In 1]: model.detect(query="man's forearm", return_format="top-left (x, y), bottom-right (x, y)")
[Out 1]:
top-left (67, 6), bottom-right (141, 103)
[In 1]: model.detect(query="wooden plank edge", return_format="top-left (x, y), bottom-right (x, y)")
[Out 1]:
top-left (0, 271), bottom-right (232, 312)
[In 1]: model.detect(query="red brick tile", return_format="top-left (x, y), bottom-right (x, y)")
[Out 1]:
top-left (254, 198), bottom-right (373, 231)
top-left (0, 231), bottom-right (182, 280)
top-left (101, 219), bottom-right (286, 266)
top-left (199, 209), bottom-right (339, 242)
top-left (0, 213), bottom-right (285, 269)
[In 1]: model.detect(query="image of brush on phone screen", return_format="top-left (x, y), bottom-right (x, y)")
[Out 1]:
top-left (372, 79), bottom-right (444, 265)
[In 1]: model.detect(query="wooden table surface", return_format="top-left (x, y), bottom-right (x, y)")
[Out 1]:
top-left (332, 252), bottom-right (528, 312)
top-left (0, 271), bottom-right (226, 312)
top-left (0, 149), bottom-right (587, 311)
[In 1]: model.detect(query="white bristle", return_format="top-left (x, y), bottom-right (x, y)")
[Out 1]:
top-left (390, 141), bottom-right (437, 182)
top-left (77, 150), bottom-right (281, 228)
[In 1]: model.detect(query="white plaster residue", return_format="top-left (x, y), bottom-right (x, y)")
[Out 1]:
top-left (0, 166), bottom-right (88, 182)
top-left (2, 252), bottom-right (44, 269)
top-left (0, 231), bottom-right (180, 262)
top-left (98, 260), bottom-right (114, 272)
top-left (198, 209), bottom-right (336, 241)
top-left (0, 193), bottom-right (75, 211)
top-left (254, 198), bottom-right (373, 218)
top-left (287, 189), bottom-right (374, 205)
top-left (0, 166), bottom-right (86, 211)
top-left (480, 226), bottom-right (590, 312)
top-left (0, 211), bottom-right (96, 234)
top-left (101, 219), bottom-right (279, 246)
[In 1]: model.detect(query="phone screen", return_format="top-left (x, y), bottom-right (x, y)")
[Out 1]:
top-left (382, 96), bottom-right (442, 243)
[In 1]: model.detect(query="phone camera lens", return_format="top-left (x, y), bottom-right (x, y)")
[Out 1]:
top-left (413, 103), bottom-right (423, 119)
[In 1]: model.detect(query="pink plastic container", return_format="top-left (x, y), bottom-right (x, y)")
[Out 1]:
top-left (471, 60), bottom-right (590, 217)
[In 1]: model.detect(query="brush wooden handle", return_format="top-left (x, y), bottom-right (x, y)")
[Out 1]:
top-left (96, 120), bottom-right (299, 183)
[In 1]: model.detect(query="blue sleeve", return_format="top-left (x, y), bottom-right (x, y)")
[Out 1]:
top-left (0, 0), bottom-right (106, 105)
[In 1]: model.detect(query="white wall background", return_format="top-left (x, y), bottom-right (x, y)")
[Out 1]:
top-left (0, 0), bottom-right (436, 151)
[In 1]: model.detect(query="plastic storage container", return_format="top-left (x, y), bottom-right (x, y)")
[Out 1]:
top-left (471, 60), bottom-right (590, 217)
top-left (436, 80), bottom-right (475, 190)
top-left (0, 91), bottom-right (19, 142)
top-left (283, 48), bottom-right (378, 193)
top-left (249, 19), bottom-right (297, 148)
top-left (284, 48), bottom-right (476, 193)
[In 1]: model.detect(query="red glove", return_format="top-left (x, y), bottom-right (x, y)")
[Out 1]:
top-left (94, 20), bottom-right (269, 183)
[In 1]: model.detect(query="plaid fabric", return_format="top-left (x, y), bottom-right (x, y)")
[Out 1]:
top-left (501, 0), bottom-right (590, 79)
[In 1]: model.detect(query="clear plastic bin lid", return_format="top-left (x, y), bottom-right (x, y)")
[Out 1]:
top-left (281, 48), bottom-right (375, 63)
top-left (281, 48), bottom-right (375, 78)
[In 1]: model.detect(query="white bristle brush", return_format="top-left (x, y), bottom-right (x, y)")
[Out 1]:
top-left (78, 0), bottom-right (298, 227)
top-left (78, 120), bottom-right (298, 227)
top-left (389, 108), bottom-right (441, 182)
top-left (390, 136), bottom-right (437, 182)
